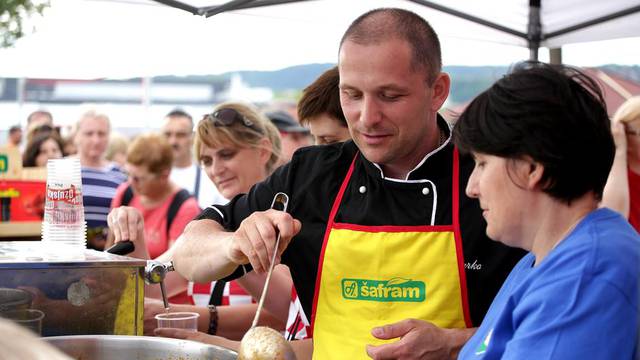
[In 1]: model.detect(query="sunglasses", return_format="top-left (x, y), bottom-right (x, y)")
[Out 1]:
top-left (205, 108), bottom-right (263, 134)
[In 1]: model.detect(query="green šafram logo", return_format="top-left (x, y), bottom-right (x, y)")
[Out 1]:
top-left (341, 277), bottom-right (425, 302)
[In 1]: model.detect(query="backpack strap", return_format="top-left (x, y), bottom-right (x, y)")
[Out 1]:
top-left (194, 166), bottom-right (202, 199)
top-left (121, 185), bottom-right (134, 206)
top-left (166, 189), bottom-right (192, 236)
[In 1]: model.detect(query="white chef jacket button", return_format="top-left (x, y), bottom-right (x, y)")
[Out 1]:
top-left (422, 187), bottom-right (430, 195)
top-left (359, 186), bottom-right (366, 194)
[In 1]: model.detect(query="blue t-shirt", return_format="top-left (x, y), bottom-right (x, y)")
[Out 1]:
top-left (459, 208), bottom-right (639, 359)
top-left (82, 164), bottom-right (127, 248)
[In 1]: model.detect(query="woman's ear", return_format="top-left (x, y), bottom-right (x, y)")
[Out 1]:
top-left (159, 168), bottom-right (172, 180)
top-left (526, 159), bottom-right (545, 190)
top-left (258, 138), bottom-right (272, 166)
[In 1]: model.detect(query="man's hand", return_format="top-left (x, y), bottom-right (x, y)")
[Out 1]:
top-left (106, 206), bottom-right (149, 259)
top-left (366, 319), bottom-right (475, 360)
top-left (227, 209), bottom-right (301, 273)
top-left (144, 298), bottom-right (169, 335)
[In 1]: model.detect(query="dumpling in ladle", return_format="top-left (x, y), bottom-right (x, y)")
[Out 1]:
top-left (238, 326), bottom-right (297, 360)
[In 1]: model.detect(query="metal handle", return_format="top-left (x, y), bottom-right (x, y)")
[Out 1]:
top-left (251, 192), bottom-right (289, 329)
top-left (105, 240), bottom-right (135, 256)
top-left (144, 260), bottom-right (175, 284)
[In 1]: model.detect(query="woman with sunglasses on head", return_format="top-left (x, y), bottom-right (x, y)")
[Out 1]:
top-left (109, 102), bottom-right (293, 342)
top-left (602, 96), bottom-right (640, 233)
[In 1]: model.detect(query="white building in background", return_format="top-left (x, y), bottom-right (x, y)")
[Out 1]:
top-left (218, 73), bottom-right (274, 104)
top-left (0, 73), bottom-right (275, 142)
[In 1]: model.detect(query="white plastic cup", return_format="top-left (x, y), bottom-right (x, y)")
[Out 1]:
top-left (41, 158), bottom-right (86, 249)
top-left (155, 312), bottom-right (199, 332)
top-left (0, 309), bottom-right (45, 335)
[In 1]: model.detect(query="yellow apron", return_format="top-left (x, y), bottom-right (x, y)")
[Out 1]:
top-left (311, 151), bottom-right (471, 359)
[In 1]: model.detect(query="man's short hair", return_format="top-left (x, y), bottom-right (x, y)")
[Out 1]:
top-left (76, 110), bottom-right (111, 132)
top-left (165, 108), bottom-right (193, 129)
top-left (27, 110), bottom-right (53, 125)
top-left (298, 66), bottom-right (346, 127)
top-left (340, 8), bottom-right (442, 84)
top-left (9, 125), bottom-right (21, 134)
top-left (453, 61), bottom-right (615, 204)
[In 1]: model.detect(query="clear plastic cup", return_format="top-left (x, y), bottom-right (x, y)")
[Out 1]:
top-left (0, 309), bottom-right (45, 335)
top-left (42, 158), bottom-right (87, 249)
top-left (155, 312), bottom-right (199, 332)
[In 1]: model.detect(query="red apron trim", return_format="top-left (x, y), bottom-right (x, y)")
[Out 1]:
top-left (310, 153), bottom-right (359, 336)
top-left (452, 147), bottom-right (472, 327)
top-left (332, 223), bottom-right (454, 233)
top-left (311, 148), bottom-right (472, 334)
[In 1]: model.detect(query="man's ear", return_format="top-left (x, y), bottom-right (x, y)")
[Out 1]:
top-left (429, 72), bottom-right (451, 112)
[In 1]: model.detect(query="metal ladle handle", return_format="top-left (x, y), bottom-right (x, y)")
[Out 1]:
top-left (251, 192), bottom-right (289, 329)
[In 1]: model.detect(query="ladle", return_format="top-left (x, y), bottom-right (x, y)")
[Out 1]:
top-left (238, 192), bottom-right (296, 360)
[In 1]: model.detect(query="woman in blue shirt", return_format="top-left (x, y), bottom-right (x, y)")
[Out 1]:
top-left (453, 61), bottom-right (639, 359)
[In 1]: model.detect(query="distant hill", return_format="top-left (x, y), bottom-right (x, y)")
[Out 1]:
top-left (601, 64), bottom-right (640, 83)
top-left (233, 63), bottom-right (509, 105)
top-left (124, 63), bottom-right (640, 106)
top-left (227, 63), bottom-right (336, 91)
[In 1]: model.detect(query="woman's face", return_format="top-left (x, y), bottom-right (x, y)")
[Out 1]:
top-left (465, 153), bottom-right (533, 250)
top-left (307, 113), bottom-right (351, 145)
top-left (125, 163), bottom-right (167, 197)
top-left (199, 143), bottom-right (269, 199)
top-left (35, 138), bottom-right (63, 167)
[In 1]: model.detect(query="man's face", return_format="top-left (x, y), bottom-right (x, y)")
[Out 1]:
top-left (75, 116), bottom-right (109, 161)
top-left (162, 116), bottom-right (193, 164)
top-left (28, 113), bottom-right (53, 130)
top-left (339, 39), bottom-right (448, 177)
top-left (9, 129), bottom-right (22, 145)
top-left (280, 131), bottom-right (312, 161)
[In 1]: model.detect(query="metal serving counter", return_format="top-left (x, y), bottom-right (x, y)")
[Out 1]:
top-left (0, 241), bottom-right (146, 336)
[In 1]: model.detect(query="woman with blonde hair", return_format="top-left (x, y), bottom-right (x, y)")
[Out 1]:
top-left (602, 96), bottom-right (640, 232)
top-left (194, 102), bottom-right (282, 199)
top-left (105, 133), bottom-right (129, 168)
top-left (108, 102), bottom-right (291, 341)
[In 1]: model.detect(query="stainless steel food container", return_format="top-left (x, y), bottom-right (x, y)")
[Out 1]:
top-left (44, 335), bottom-right (238, 360)
top-left (0, 241), bottom-right (145, 336)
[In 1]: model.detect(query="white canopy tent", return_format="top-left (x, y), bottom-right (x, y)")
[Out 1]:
top-left (154, 0), bottom-right (640, 60)
top-left (0, 0), bottom-right (638, 79)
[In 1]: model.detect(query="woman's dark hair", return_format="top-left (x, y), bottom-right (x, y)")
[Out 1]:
top-left (23, 132), bottom-right (64, 167)
top-left (453, 61), bottom-right (615, 203)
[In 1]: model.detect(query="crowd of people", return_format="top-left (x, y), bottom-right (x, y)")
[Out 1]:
top-left (3, 7), bottom-right (639, 360)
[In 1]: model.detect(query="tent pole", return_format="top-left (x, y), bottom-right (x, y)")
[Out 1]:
top-left (549, 48), bottom-right (562, 64)
top-left (406, 0), bottom-right (526, 39)
top-left (527, 0), bottom-right (542, 61)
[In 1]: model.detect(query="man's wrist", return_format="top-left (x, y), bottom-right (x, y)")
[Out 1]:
top-left (444, 327), bottom-right (477, 360)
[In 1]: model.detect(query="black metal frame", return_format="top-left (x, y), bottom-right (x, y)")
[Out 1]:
top-left (148, 0), bottom-right (640, 60)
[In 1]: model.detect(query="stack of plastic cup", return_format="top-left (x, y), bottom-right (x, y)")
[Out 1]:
top-left (41, 158), bottom-right (87, 252)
